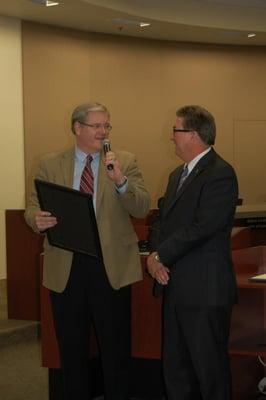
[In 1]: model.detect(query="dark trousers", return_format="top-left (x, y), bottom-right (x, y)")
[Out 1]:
top-left (50, 253), bottom-right (131, 400)
top-left (163, 298), bottom-right (233, 400)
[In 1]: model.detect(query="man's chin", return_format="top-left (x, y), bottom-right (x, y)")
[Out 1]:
top-left (92, 142), bottom-right (103, 152)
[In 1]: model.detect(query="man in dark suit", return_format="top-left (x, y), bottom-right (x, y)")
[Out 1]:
top-left (147, 105), bottom-right (238, 400)
top-left (25, 102), bottom-right (150, 400)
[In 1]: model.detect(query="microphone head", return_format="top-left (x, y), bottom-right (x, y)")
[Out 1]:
top-left (102, 138), bottom-right (111, 154)
top-left (102, 139), bottom-right (110, 147)
top-left (102, 138), bottom-right (113, 170)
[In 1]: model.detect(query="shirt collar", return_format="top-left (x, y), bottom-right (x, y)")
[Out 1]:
top-left (187, 147), bottom-right (211, 173)
top-left (75, 145), bottom-right (100, 162)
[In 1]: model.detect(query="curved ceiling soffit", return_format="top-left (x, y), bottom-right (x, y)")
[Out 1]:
top-left (80, 0), bottom-right (266, 32)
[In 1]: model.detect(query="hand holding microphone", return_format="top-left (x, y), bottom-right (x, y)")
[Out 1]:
top-left (102, 139), bottom-right (114, 171)
top-left (102, 139), bottom-right (127, 188)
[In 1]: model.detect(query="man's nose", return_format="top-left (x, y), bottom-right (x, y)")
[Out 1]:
top-left (100, 125), bottom-right (109, 133)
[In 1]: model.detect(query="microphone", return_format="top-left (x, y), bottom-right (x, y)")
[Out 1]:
top-left (102, 139), bottom-right (113, 170)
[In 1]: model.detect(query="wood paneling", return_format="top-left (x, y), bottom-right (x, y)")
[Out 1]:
top-left (5, 210), bottom-right (43, 320)
top-left (22, 22), bottom-right (266, 207)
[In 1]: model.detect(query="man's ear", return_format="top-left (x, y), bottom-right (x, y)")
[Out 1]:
top-left (73, 121), bottom-right (80, 136)
top-left (193, 131), bottom-right (202, 143)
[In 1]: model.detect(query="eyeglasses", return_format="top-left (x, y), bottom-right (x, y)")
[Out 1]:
top-left (173, 127), bottom-right (194, 133)
top-left (79, 121), bottom-right (112, 131)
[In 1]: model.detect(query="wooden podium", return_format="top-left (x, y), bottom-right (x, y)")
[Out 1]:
top-left (5, 210), bottom-right (43, 320)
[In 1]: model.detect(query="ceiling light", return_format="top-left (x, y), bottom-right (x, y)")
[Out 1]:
top-left (112, 18), bottom-right (150, 27)
top-left (139, 22), bottom-right (151, 28)
top-left (46, 1), bottom-right (59, 6)
top-left (29, 0), bottom-right (59, 6)
top-left (247, 33), bottom-right (256, 38)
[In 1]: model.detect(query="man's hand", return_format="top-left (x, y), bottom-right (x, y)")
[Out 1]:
top-left (35, 210), bottom-right (57, 232)
top-left (147, 252), bottom-right (170, 285)
top-left (103, 151), bottom-right (126, 187)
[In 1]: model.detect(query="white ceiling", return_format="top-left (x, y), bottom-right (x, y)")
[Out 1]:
top-left (1, 0), bottom-right (266, 45)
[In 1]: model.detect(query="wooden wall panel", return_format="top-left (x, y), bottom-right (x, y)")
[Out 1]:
top-left (234, 120), bottom-right (266, 204)
top-left (22, 22), bottom-right (266, 207)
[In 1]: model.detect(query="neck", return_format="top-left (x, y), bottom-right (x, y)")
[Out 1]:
top-left (76, 144), bottom-right (99, 155)
top-left (185, 145), bottom-right (210, 163)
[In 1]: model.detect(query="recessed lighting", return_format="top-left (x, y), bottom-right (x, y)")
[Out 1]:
top-left (248, 33), bottom-right (256, 38)
top-left (111, 18), bottom-right (150, 28)
top-left (139, 22), bottom-right (151, 28)
top-left (46, 1), bottom-right (59, 5)
top-left (29, 0), bottom-right (59, 6)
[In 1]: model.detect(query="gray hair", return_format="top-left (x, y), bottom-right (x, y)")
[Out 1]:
top-left (71, 102), bottom-right (110, 134)
top-left (176, 105), bottom-right (216, 145)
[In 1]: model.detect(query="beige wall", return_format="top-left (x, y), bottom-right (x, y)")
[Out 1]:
top-left (22, 22), bottom-right (266, 209)
top-left (1, 19), bottom-right (265, 279)
top-left (0, 16), bottom-right (24, 279)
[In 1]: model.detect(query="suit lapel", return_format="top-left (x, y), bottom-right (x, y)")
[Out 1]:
top-left (60, 147), bottom-right (75, 187)
top-left (175, 165), bottom-right (202, 201)
top-left (163, 166), bottom-right (202, 216)
top-left (96, 151), bottom-right (108, 216)
top-left (163, 148), bottom-right (216, 217)
top-left (162, 167), bottom-right (183, 217)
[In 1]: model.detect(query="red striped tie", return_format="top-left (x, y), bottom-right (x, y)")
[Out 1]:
top-left (80, 155), bottom-right (94, 195)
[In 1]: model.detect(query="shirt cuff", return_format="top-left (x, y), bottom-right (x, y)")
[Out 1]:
top-left (115, 176), bottom-right (128, 194)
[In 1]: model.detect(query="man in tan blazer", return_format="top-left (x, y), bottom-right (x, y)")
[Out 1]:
top-left (24, 102), bottom-right (150, 400)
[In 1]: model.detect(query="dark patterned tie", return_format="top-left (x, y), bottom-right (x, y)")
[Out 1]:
top-left (177, 165), bottom-right (189, 191)
top-left (80, 154), bottom-right (94, 194)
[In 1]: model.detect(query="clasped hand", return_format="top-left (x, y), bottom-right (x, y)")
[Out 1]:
top-left (146, 252), bottom-right (170, 285)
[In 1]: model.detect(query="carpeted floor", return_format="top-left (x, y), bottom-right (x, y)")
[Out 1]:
top-left (0, 338), bottom-right (48, 400)
top-left (0, 279), bottom-right (48, 400)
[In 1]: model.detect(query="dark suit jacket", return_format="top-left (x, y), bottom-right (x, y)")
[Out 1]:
top-left (151, 148), bottom-right (238, 306)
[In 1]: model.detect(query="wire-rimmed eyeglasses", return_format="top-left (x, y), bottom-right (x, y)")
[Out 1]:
top-left (79, 121), bottom-right (112, 131)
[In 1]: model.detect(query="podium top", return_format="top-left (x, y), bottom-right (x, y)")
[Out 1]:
top-left (235, 204), bottom-right (266, 219)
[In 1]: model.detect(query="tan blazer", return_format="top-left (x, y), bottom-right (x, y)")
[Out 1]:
top-left (24, 147), bottom-right (150, 292)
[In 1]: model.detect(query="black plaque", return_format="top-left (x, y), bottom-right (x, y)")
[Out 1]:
top-left (35, 179), bottom-right (102, 258)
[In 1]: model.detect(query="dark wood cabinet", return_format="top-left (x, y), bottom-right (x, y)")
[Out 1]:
top-left (229, 246), bottom-right (266, 398)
